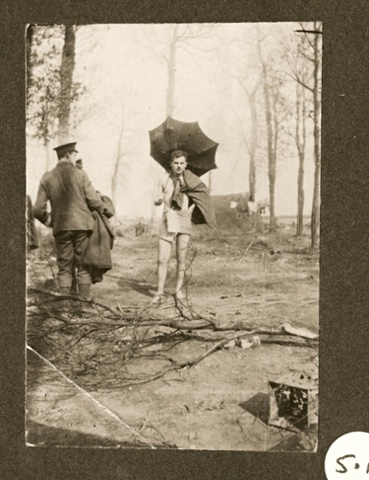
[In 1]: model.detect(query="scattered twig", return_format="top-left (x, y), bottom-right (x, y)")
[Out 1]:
top-left (68, 327), bottom-right (101, 350)
top-left (238, 239), bottom-right (255, 260)
top-left (28, 288), bottom-right (128, 316)
top-left (302, 299), bottom-right (318, 306)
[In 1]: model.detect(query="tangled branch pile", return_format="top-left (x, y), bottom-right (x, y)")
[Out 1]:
top-left (27, 286), bottom-right (318, 392)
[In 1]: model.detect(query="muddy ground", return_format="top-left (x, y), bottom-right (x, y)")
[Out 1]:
top-left (26, 220), bottom-right (319, 451)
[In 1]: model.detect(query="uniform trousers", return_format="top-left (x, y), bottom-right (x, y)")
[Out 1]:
top-left (54, 230), bottom-right (91, 288)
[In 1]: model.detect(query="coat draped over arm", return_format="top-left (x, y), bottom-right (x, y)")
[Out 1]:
top-left (171, 169), bottom-right (217, 229)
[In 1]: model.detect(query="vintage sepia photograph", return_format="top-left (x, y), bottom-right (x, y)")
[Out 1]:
top-left (26, 22), bottom-right (321, 451)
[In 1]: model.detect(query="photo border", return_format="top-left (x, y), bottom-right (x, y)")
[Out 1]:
top-left (1, 1), bottom-right (368, 479)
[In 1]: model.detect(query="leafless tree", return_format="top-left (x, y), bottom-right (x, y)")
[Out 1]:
top-left (310, 23), bottom-right (322, 249)
top-left (230, 74), bottom-right (261, 203)
top-left (141, 24), bottom-right (214, 118)
top-left (111, 104), bottom-right (125, 209)
top-left (288, 33), bottom-right (311, 237)
top-left (165, 25), bottom-right (178, 117)
top-left (232, 78), bottom-right (263, 231)
top-left (290, 22), bottom-right (322, 248)
top-left (246, 82), bottom-right (259, 203)
top-left (216, 29), bottom-right (261, 223)
top-left (257, 32), bottom-right (289, 232)
top-left (295, 80), bottom-right (308, 237)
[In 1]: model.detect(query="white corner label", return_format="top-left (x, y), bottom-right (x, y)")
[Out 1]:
top-left (325, 432), bottom-right (369, 480)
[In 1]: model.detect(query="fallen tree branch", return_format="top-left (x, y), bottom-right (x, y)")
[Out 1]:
top-left (27, 284), bottom-right (318, 393)
top-left (28, 288), bottom-right (131, 315)
top-left (95, 326), bottom-right (318, 389)
top-left (68, 327), bottom-right (101, 350)
top-left (174, 331), bottom-right (317, 348)
top-left (184, 329), bottom-right (264, 367)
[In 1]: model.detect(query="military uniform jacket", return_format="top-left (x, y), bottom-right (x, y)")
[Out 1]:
top-left (34, 161), bottom-right (104, 235)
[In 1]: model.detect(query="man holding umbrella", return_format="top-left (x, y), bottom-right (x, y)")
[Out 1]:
top-left (149, 118), bottom-right (218, 304)
top-left (151, 148), bottom-right (217, 304)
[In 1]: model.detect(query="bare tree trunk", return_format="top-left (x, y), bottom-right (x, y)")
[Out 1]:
top-left (268, 159), bottom-right (277, 231)
top-left (247, 90), bottom-right (258, 202)
top-left (208, 171), bottom-right (213, 194)
top-left (288, 23), bottom-right (321, 245)
top-left (269, 91), bottom-right (280, 232)
top-left (297, 159), bottom-right (305, 238)
top-left (261, 64), bottom-right (278, 231)
top-left (256, 28), bottom-right (281, 233)
top-left (111, 108), bottom-right (125, 210)
top-left (166, 27), bottom-right (177, 117)
top-left (43, 143), bottom-right (51, 172)
top-left (296, 83), bottom-right (307, 237)
top-left (111, 154), bottom-right (120, 211)
top-left (58, 25), bottom-right (76, 143)
top-left (311, 24), bottom-right (321, 249)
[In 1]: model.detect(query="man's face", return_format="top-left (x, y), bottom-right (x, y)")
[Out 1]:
top-left (67, 150), bottom-right (78, 166)
top-left (171, 156), bottom-right (187, 176)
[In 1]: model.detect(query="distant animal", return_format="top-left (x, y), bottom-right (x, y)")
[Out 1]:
top-left (257, 200), bottom-right (269, 215)
top-left (135, 222), bottom-right (149, 237)
top-left (236, 197), bottom-right (250, 216)
top-left (230, 194), bottom-right (251, 217)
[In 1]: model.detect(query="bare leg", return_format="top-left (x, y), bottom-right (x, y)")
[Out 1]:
top-left (175, 234), bottom-right (191, 299)
top-left (156, 238), bottom-right (172, 296)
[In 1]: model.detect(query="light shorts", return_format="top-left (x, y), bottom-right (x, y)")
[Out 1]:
top-left (159, 210), bottom-right (192, 243)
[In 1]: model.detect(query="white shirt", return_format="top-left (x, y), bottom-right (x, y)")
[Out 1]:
top-left (154, 174), bottom-right (189, 213)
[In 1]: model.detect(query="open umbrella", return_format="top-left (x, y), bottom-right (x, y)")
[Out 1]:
top-left (149, 117), bottom-right (218, 177)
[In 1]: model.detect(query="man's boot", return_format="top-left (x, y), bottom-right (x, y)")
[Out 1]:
top-left (78, 284), bottom-right (91, 300)
top-left (77, 284), bottom-right (94, 315)
top-left (59, 287), bottom-right (71, 295)
top-left (58, 287), bottom-right (72, 312)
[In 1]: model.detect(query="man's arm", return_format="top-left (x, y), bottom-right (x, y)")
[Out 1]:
top-left (33, 181), bottom-right (51, 225)
top-left (188, 203), bottom-right (196, 215)
top-left (153, 175), bottom-right (165, 206)
top-left (82, 172), bottom-right (104, 213)
top-left (100, 195), bottom-right (115, 218)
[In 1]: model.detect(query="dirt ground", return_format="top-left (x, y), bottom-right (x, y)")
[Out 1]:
top-left (26, 220), bottom-right (319, 451)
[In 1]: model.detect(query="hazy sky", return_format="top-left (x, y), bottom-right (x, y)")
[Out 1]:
top-left (27, 23), bottom-right (319, 219)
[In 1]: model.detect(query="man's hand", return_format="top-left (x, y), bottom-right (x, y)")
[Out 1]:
top-left (103, 208), bottom-right (114, 218)
top-left (44, 213), bottom-right (53, 228)
top-left (188, 204), bottom-right (196, 215)
top-left (154, 198), bottom-right (163, 206)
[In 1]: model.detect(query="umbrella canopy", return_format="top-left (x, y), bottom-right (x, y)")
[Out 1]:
top-left (149, 117), bottom-right (218, 177)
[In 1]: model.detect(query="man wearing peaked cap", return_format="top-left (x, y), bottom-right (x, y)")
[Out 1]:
top-left (53, 141), bottom-right (78, 159)
top-left (33, 141), bottom-right (105, 299)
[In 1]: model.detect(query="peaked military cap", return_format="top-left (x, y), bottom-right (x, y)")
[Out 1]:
top-left (53, 142), bottom-right (78, 159)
